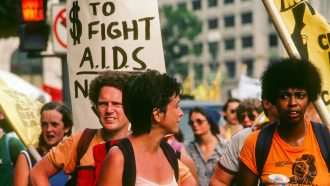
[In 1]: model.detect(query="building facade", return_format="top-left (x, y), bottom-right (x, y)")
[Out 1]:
top-left (158, 0), bottom-right (329, 101)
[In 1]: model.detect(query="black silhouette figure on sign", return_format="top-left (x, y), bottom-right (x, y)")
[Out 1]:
top-left (69, 1), bottom-right (82, 45)
top-left (281, 0), bottom-right (316, 61)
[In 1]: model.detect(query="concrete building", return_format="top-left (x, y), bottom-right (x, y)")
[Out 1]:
top-left (158, 0), bottom-right (330, 101)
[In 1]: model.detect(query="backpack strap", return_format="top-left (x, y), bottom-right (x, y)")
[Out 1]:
top-left (66, 128), bottom-right (97, 186)
top-left (115, 138), bottom-right (136, 186)
top-left (21, 150), bottom-right (33, 169)
top-left (160, 139), bottom-right (179, 182)
top-left (5, 134), bottom-right (13, 166)
top-left (311, 122), bottom-right (330, 172)
top-left (76, 128), bottom-right (98, 165)
top-left (255, 122), bottom-right (276, 176)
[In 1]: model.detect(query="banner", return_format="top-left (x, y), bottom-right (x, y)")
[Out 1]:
top-left (236, 74), bottom-right (261, 100)
top-left (207, 69), bottom-right (221, 102)
top-left (67, 0), bottom-right (166, 130)
top-left (0, 81), bottom-right (41, 148)
top-left (263, 0), bottom-right (330, 115)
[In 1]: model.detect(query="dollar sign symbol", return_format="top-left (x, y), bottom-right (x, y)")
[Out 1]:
top-left (69, 1), bottom-right (82, 45)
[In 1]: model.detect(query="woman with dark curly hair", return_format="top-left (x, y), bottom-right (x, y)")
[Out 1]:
top-left (238, 58), bottom-right (330, 185)
top-left (14, 102), bottom-right (73, 186)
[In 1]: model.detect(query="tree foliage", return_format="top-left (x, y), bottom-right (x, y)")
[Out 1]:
top-left (159, 5), bottom-right (202, 76)
top-left (0, 0), bottom-right (20, 38)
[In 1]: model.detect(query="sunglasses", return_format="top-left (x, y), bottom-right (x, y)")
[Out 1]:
top-left (189, 119), bottom-right (206, 126)
top-left (238, 112), bottom-right (256, 122)
top-left (230, 109), bottom-right (236, 114)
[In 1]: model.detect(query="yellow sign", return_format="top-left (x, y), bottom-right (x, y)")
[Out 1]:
top-left (266, 0), bottom-right (330, 113)
top-left (0, 81), bottom-right (41, 147)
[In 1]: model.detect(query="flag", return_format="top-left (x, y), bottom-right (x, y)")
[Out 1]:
top-left (0, 81), bottom-right (41, 148)
top-left (207, 69), bottom-right (221, 102)
top-left (182, 75), bottom-right (194, 96)
top-left (263, 0), bottom-right (330, 116)
top-left (192, 81), bottom-right (209, 100)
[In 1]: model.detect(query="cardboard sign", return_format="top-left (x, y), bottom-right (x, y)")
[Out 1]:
top-left (0, 81), bottom-right (41, 147)
top-left (66, 0), bottom-right (165, 130)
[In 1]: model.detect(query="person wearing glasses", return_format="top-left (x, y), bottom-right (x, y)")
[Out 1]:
top-left (236, 98), bottom-right (263, 128)
top-left (210, 99), bottom-right (278, 186)
top-left (186, 107), bottom-right (227, 186)
top-left (219, 98), bottom-right (242, 140)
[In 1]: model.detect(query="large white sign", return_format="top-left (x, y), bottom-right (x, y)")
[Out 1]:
top-left (67, 0), bottom-right (166, 131)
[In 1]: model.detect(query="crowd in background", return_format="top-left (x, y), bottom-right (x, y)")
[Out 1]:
top-left (0, 57), bottom-right (329, 186)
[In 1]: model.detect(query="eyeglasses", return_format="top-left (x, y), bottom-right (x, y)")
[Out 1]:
top-left (189, 119), bottom-right (206, 126)
top-left (230, 109), bottom-right (236, 114)
top-left (238, 112), bottom-right (256, 122)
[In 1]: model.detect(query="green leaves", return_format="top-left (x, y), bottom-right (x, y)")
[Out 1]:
top-left (159, 5), bottom-right (202, 75)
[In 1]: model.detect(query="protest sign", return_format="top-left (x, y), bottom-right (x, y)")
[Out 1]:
top-left (263, 0), bottom-right (330, 124)
top-left (0, 81), bottom-right (42, 160)
top-left (66, 0), bottom-right (166, 130)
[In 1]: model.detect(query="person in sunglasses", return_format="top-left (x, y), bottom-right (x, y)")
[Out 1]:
top-left (210, 99), bottom-right (278, 186)
top-left (186, 107), bottom-right (227, 186)
top-left (236, 98), bottom-right (263, 128)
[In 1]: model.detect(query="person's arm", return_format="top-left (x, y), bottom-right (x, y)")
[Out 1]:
top-left (180, 175), bottom-right (196, 186)
top-left (237, 161), bottom-right (258, 186)
top-left (179, 152), bottom-right (198, 184)
top-left (29, 157), bottom-right (59, 186)
top-left (178, 160), bottom-right (197, 186)
top-left (97, 146), bottom-right (124, 186)
top-left (210, 162), bottom-right (235, 186)
top-left (14, 153), bottom-right (30, 186)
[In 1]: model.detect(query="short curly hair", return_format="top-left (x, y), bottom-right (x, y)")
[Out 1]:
top-left (88, 71), bottom-right (133, 106)
top-left (261, 58), bottom-right (322, 104)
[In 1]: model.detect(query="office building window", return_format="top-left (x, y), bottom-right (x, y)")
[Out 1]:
top-left (224, 15), bottom-right (235, 27)
top-left (224, 38), bottom-right (235, 50)
top-left (193, 42), bottom-right (203, 55)
top-left (269, 58), bottom-right (277, 65)
top-left (194, 63), bottom-right (203, 80)
top-left (180, 44), bottom-right (189, 55)
top-left (208, 18), bottom-right (218, 29)
top-left (192, 0), bottom-right (201, 10)
top-left (242, 35), bottom-right (253, 48)
top-left (225, 60), bottom-right (236, 78)
top-left (178, 2), bottom-right (187, 9)
top-left (208, 41), bottom-right (219, 59)
top-left (241, 12), bottom-right (253, 24)
top-left (242, 58), bottom-right (254, 76)
top-left (224, 0), bottom-right (234, 4)
top-left (208, 0), bottom-right (218, 7)
top-left (269, 33), bottom-right (278, 47)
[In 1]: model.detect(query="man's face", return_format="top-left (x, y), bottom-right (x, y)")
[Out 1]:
top-left (96, 86), bottom-right (129, 134)
top-left (275, 88), bottom-right (309, 124)
top-left (224, 101), bottom-right (240, 125)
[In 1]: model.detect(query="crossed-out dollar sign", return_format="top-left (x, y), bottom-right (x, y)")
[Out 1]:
top-left (70, 1), bottom-right (82, 45)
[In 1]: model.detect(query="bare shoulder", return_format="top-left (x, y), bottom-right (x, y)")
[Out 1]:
top-left (103, 146), bottom-right (124, 166)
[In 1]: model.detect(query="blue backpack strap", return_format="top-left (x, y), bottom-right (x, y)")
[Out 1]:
top-left (115, 138), bottom-right (136, 186)
top-left (255, 122), bottom-right (276, 176)
top-left (160, 139), bottom-right (179, 182)
top-left (311, 122), bottom-right (330, 172)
